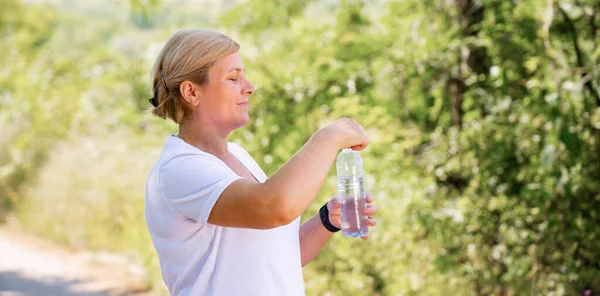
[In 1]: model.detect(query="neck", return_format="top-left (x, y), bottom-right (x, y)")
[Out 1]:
top-left (178, 118), bottom-right (232, 160)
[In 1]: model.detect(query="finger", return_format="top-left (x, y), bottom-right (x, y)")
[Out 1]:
top-left (333, 198), bottom-right (340, 209)
top-left (365, 193), bottom-right (373, 203)
top-left (327, 199), bottom-right (341, 214)
top-left (351, 144), bottom-right (366, 151)
top-left (352, 138), bottom-right (368, 151)
top-left (360, 235), bottom-right (369, 240)
top-left (359, 141), bottom-right (369, 150)
top-left (363, 205), bottom-right (377, 215)
top-left (366, 217), bottom-right (377, 226)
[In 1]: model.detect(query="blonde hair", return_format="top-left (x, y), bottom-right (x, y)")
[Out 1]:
top-left (150, 28), bottom-right (240, 123)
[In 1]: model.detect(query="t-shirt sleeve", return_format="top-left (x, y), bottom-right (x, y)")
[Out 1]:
top-left (159, 153), bottom-right (241, 225)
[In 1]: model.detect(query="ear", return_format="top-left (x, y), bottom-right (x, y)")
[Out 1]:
top-left (179, 81), bottom-right (201, 107)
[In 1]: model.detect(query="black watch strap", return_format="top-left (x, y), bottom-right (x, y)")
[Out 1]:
top-left (319, 202), bottom-right (341, 233)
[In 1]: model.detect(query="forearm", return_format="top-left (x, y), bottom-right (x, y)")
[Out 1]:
top-left (299, 212), bottom-right (335, 266)
top-left (265, 131), bottom-right (339, 219)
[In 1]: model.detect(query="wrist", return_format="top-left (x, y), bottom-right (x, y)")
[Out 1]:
top-left (312, 128), bottom-right (343, 152)
top-left (319, 202), bottom-right (340, 233)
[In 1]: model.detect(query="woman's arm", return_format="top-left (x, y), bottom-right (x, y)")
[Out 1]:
top-left (299, 207), bottom-right (335, 266)
top-left (208, 118), bottom-right (369, 229)
top-left (300, 194), bottom-right (377, 266)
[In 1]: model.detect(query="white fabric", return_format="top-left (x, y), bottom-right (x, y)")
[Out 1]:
top-left (145, 135), bottom-right (305, 296)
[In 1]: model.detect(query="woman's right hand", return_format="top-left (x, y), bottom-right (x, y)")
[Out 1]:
top-left (318, 118), bottom-right (369, 151)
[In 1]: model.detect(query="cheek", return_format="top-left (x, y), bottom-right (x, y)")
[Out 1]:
top-left (220, 86), bottom-right (241, 106)
top-left (202, 83), bottom-right (239, 113)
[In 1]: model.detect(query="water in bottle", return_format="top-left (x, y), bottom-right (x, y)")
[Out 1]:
top-left (336, 149), bottom-right (368, 238)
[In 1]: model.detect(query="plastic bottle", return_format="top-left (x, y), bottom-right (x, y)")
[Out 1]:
top-left (336, 148), bottom-right (368, 238)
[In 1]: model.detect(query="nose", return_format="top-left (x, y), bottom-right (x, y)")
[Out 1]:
top-left (243, 78), bottom-right (255, 96)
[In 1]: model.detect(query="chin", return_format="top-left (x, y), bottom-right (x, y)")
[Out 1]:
top-left (233, 116), bottom-right (250, 129)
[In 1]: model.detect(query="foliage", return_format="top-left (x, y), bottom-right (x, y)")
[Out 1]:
top-left (0, 0), bottom-right (169, 291)
top-left (221, 0), bottom-right (600, 294)
top-left (1, 0), bottom-right (598, 295)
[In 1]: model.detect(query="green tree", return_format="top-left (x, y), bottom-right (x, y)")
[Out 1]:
top-left (2, 0), bottom-right (598, 294)
top-left (222, 0), bottom-right (600, 294)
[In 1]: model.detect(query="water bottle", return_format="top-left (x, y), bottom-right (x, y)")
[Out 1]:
top-left (336, 148), bottom-right (368, 238)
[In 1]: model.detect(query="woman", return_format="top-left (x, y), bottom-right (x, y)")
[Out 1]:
top-left (145, 28), bottom-right (377, 296)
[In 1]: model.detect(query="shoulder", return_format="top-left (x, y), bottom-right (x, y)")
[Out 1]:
top-left (227, 141), bottom-right (269, 180)
top-left (228, 142), bottom-right (262, 167)
top-left (158, 136), bottom-right (230, 174)
top-left (161, 135), bottom-right (215, 161)
top-left (227, 141), bottom-right (244, 152)
top-left (227, 141), bottom-right (252, 159)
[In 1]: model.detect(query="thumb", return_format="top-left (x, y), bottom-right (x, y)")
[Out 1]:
top-left (328, 197), bottom-right (341, 213)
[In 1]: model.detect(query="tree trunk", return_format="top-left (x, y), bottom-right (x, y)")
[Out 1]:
top-left (451, 0), bottom-right (488, 128)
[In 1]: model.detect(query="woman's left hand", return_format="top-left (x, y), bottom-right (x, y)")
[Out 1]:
top-left (327, 192), bottom-right (377, 240)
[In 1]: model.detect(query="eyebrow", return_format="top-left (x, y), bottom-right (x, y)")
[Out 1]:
top-left (226, 67), bottom-right (244, 73)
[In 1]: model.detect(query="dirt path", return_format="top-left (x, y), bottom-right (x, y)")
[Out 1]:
top-left (0, 227), bottom-right (152, 296)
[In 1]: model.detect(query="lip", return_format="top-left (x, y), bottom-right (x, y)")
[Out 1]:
top-left (237, 101), bottom-right (248, 107)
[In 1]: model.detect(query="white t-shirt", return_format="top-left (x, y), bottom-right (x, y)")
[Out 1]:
top-left (145, 135), bottom-right (305, 296)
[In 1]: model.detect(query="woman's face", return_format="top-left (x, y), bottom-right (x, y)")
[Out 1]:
top-left (199, 51), bottom-right (255, 131)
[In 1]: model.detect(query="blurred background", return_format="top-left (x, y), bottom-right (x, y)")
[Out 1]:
top-left (1, 0), bottom-right (599, 295)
